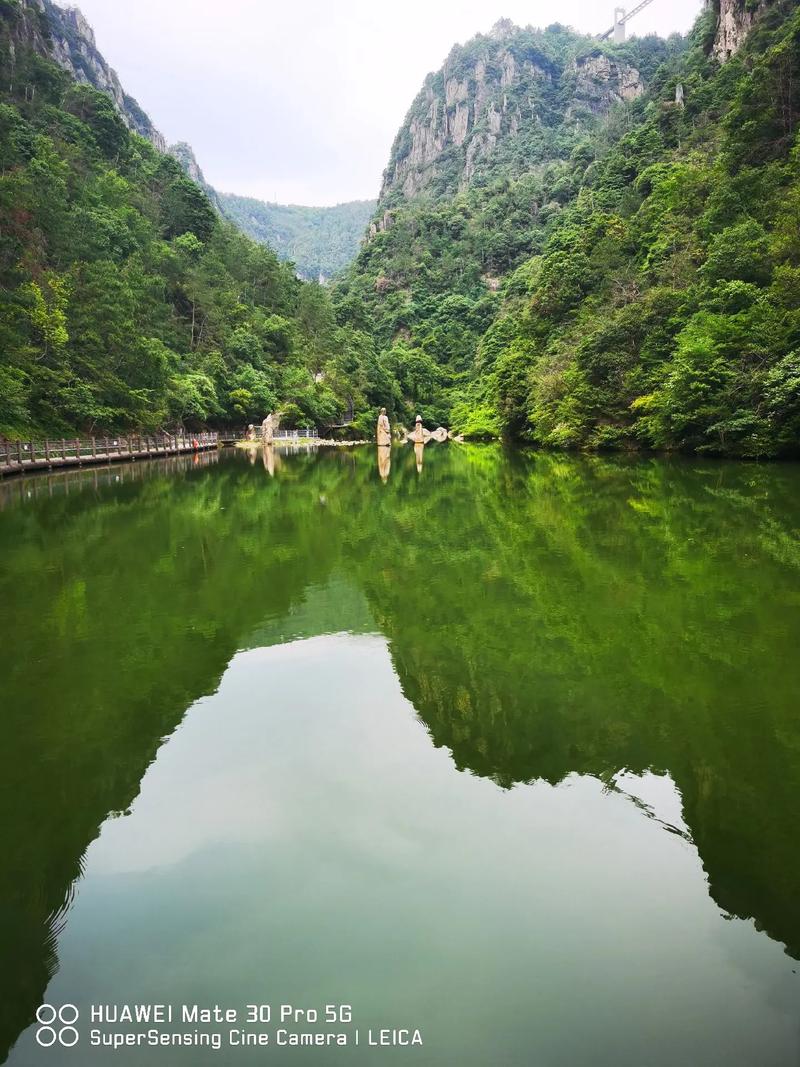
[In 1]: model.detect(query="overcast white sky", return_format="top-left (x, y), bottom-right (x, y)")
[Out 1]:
top-left (61, 0), bottom-right (703, 206)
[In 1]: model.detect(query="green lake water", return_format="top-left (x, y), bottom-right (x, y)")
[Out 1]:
top-left (1, 443), bottom-right (799, 1066)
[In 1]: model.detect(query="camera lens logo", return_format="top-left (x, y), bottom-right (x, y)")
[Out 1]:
top-left (36, 1005), bottom-right (80, 1048)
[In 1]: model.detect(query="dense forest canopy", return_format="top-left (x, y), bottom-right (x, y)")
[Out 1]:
top-left (218, 195), bottom-right (376, 282)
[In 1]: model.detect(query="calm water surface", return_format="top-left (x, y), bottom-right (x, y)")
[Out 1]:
top-left (1, 444), bottom-right (799, 1066)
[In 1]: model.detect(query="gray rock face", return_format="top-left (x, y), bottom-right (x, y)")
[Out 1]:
top-left (380, 22), bottom-right (645, 203)
top-left (18, 0), bottom-right (167, 151)
top-left (567, 53), bottom-right (644, 117)
top-left (712, 0), bottom-right (769, 60)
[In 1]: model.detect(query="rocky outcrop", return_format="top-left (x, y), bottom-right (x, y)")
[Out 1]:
top-left (14, 0), bottom-right (167, 150)
top-left (712, 0), bottom-right (770, 60)
top-left (169, 142), bottom-right (224, 212)
top-left (380, 21), bottom-right (647, 204)
top-left (567, 52), bottom-right (644, 116)
top-left (368, 210), bottom-right (396, 238)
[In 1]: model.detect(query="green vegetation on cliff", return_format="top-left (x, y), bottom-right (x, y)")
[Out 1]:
top-left (0, 1), bottom-right (378, 436)
top-left (337, 3), bottom-right (800, 456)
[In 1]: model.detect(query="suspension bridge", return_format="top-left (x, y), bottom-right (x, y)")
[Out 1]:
top-left (598, 0), bottom-right (659, 42)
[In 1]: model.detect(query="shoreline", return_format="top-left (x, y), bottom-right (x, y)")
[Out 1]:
top-left (234, 439), bottom-right (370, 450)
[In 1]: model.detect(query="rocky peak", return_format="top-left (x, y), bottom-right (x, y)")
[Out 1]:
top-left (380, 23), bottom-right (646, 205)
top-left (58, 4), bottom-right (95, 48)
top-left (169, 141), bottom-right (224, 212)
top-left (170, 141), bottom-right (207, 186)
top-left (489, 18), bottom-right (516, 41)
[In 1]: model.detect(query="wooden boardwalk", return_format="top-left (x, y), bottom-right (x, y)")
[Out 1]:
top-left (0, 432), bottom-right (219, 478)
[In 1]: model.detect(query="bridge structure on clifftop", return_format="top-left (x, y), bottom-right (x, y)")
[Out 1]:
top-left (598, 0), bottom-right (659, 42)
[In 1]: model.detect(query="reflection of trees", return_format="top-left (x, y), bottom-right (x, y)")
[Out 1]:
top-left (350, 447), bottom-right (800, 961)
top-left (0, 446), bottom-right (799, 1058)
top-left (0, 451), bottom-right (349, 1060)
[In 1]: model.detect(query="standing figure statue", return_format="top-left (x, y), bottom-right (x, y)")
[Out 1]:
top-left (408, 415), bottom-right (430, 445)
top-left (247, 423), bottom-right (256, 441)
top-left (261, 412), bottom-right (274, 445)
top-left (376, 407), bottom-right (391, 447)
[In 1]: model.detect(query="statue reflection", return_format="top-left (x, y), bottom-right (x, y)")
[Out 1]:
top-left (377, 446), bottom-right (391, 483)
top-left (415, 441), bottom-right (424, 474)
top-left (262, 445), bottom-right (278, 477)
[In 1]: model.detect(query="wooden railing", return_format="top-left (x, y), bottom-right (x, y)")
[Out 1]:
top-left (0, 449), bottom-right (220, 509)
top-left (0, 432), bottom-right (218, 477)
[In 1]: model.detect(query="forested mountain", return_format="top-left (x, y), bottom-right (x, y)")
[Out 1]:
top-left (2, 0), bottom-right (798, 453)
top-left (12, 1), bottom-right (371, 283)
top-left (218, 194), bottom-right (375, 282)
top-left (337, 0), bottom-right (800, 456)
top-left (0, 0), bottom-right (380, 435)
top-left (166, 143), bottom-right (373, 282)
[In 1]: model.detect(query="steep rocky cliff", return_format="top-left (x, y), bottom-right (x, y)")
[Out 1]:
top-left (13, 0), bottom-right (167, 149)
top-left (4, 2), bottom-right (371, 277)
top-left (380, 20), bottom-right (649, 205)
top-left (712, 0), bottom-right (771, 60)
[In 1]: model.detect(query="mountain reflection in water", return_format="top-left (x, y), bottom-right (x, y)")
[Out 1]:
top-left (0, 444), bottom-right (799, 1064)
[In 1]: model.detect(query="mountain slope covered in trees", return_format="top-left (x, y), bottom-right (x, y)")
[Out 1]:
top-left (218, 194), bottom-right (375, 282)
top-left (336, 0), bottom-right (800, 456)
top-left (0, 0), bottom-right (382, 435)
top-left (168, 142), bottom-right (373, 282)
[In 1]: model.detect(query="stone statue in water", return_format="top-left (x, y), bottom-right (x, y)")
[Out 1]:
top-left (262, 413), bottom-right (274, 445)
top-left (406, 416), bottom-right (449, 445)
top-left (407, 415), bottom-right (429, 445)
top-left (376, 408), bottom-right (391, 447)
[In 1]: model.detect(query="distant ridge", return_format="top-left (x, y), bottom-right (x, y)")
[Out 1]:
top-left (218, 193), bottom-right (376, 282)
